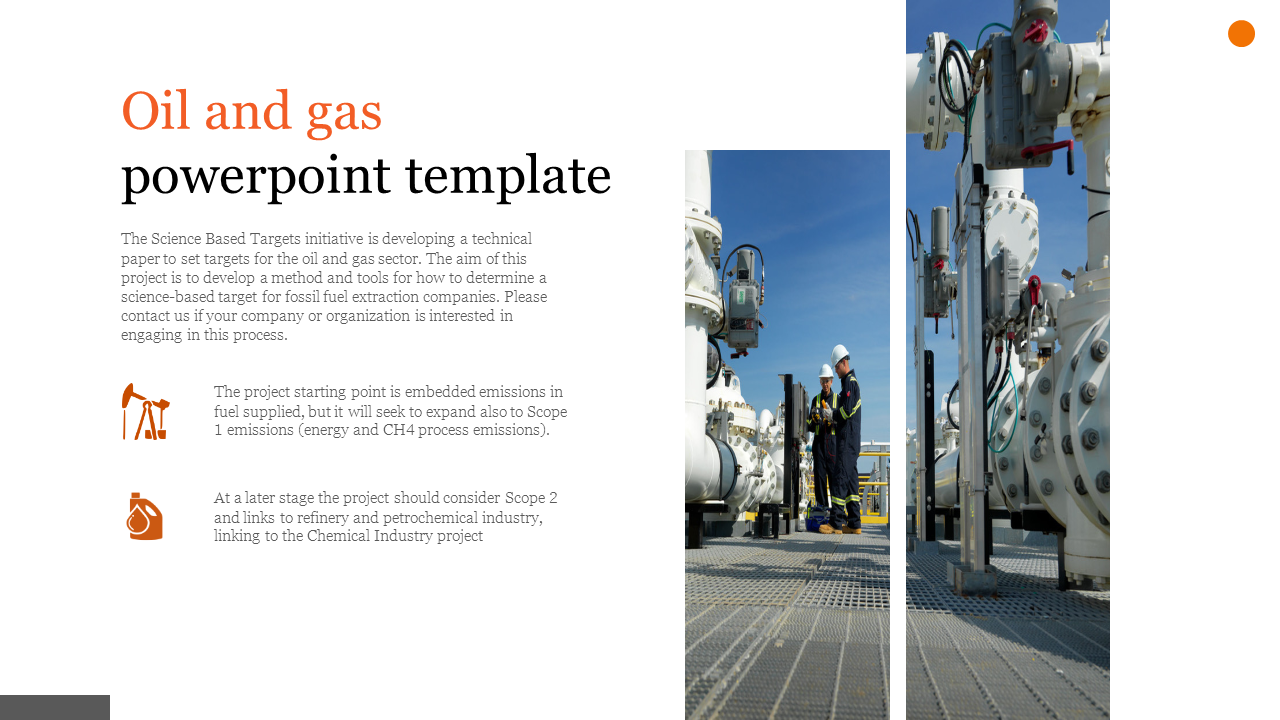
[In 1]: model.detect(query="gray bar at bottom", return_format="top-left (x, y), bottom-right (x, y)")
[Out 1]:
top-left (0, 696), bottom-right (109, 719)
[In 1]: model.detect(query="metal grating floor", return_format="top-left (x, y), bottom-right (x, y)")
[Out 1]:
top-left (686, 526), bottom-right (890, 719)
top-left (906, 539), bottom-right (1110, 718)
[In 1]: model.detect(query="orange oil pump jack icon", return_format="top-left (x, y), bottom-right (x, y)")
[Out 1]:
top-left (122, 383), bottom-right (170, 440)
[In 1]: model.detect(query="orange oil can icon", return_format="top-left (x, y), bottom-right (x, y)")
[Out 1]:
top-left (127, 493), bottom-right (162, 540)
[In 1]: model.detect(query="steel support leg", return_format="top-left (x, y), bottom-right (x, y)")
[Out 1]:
top-left (688, 510), bottom-right (704, 549)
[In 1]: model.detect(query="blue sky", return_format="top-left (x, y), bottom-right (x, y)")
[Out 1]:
top-left (905, 1), bottom-right (1111, 430)
top-left (709, 150), bottom-right (891, 444)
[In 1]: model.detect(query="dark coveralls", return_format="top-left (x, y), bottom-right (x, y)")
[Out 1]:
top-left (831, 368), bottom-right (863, 530)
top-left (806, 389), bottom-right (837, 509)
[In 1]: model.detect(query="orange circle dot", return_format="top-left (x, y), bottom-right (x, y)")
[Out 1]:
top-left (1229, 20), bottom-right (1255, 47)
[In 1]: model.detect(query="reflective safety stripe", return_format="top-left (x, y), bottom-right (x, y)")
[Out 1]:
top-left (832, 497), bottom-right (846, 506)
top-left (839, 399), bottom-right (862, 420)
top-left (814, 395), bottom-right (835, 434)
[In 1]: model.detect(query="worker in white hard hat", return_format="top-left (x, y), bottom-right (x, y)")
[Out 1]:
top-left (828, 344), bottom-right (863, 535)
top-left (809, 364), bottom-right (838, 531)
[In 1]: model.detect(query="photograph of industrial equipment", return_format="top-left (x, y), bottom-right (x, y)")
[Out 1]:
top-left (904, 2), bottom-right (1110, 718)
top-left (684, 150), bottom-right (891, 718)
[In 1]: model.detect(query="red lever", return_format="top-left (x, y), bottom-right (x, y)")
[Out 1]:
top-left (933, 258), bottom-right (945, 270)
top-left (1028, 275), bottom-right (1041, 307)
top-left (1023, 19), bottom-right (1049, 44)
top-left (1021, 139), bottom-right (1072, 159)
top-left (1021, 139), bottom-right (1075, 175)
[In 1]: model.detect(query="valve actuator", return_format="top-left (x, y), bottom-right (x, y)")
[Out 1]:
top-left (726, 249), bottom-right (761, 354)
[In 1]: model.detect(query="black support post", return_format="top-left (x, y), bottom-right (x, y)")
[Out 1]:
top-left (1056, 532), bottom-right (1068, 591)
top-left (688, 508), bottom-right (703, 549)
top-left (923, 351), bottom-right (936, 541)
top-left (686, 503), bottom-right (729, 549)
top-left (783, 373), bottom-right (795, 519)
top-left (984, 488), bottom-right (993, 563)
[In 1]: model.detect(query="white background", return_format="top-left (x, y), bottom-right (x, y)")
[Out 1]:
top-left (2, 1), bottom-right (1277, 718)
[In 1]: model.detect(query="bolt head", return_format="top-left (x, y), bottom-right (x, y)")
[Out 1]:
top-left (1061, 434), bottom-right (1073, 455)
top-left (1007, 483), bottom-right (1018, 498)
top-left (1030, 410), bottom-right (1043, 426)
top-left (1095, 470), bottom-right (1110, 493)
top-left (1041, 478), bottom-right (1054, 496)
top-left (1038, 377), bottom-right (1052, 394)
top-left (1030, 444), bottom-right (1043, 461)
top-left (1071, 354), bottom-right (1080, 370)
top-left (999, 457), bottom-right (1010, 470)
top-left (1080, 381), bottom-right (1098, 404)
top-left (1074, 475), bottom-right (1087, 495)
top-left (1082, 428), bottom-right (1100, 450)
top-left (1091, 338), bottom-right (1109, 361)
top-left (1060, 392), bottom-right (1071, 412)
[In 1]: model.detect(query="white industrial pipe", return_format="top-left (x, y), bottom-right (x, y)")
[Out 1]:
top-left (705, 368), bottom-right (778, 510)
top-left (685, 150), bottom-right (776, 511)
top-left (906, 39), bottom-right (1110, 152)
top-left (1079, 100), bottom-right (1110, 272)
top-left (905, 47), bottom-right (961, 143)
top-left (685, 305), bottom-right (731, 503)
top-left (907, 16), bottom-right (1112, 586)
top-left (686, 149), bottom-right (712, 216)
top-left (686, 150), bottom-right (732, 504)
top-left (761, 408), bottom-right (785, 485)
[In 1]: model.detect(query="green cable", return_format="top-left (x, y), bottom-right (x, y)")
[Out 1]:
top-left (976, 21), bottom-right (1062, 49)
top-left (987, 365), bottom-right (1018, 453)
top-left (940, 41), bottom-right (976, 152)
top-left (941, 38), bottom-right (970, 109)
top-left (942, 54), bottom-right (959, 109)
top-left (975, 22), bottom-right (1011, 49)
top-left (986, 358), bottom-right (1009, 410)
